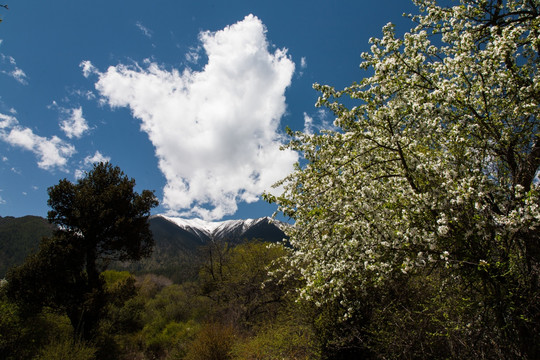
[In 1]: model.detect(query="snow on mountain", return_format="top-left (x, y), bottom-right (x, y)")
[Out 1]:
top-left (162, 216), bottom-right (225, 238)
top-left (153, 215), bottom-right (282, 242)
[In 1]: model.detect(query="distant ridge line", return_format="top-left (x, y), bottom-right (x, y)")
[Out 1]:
top-left (151, 214), bottom-right (287, 242)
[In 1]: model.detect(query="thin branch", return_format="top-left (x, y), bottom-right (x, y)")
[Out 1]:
top-left (519, 136), bottom-right (540, 192)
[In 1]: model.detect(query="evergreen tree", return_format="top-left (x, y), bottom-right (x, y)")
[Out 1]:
top-left (6, 162), bottom-right (158, 340)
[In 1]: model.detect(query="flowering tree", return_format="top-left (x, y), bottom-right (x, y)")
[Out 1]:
top-left (267, 0), bottom-right (539, 356)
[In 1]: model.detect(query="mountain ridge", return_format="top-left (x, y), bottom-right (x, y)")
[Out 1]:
top-left (0, 214), bottom-right (288, 281)
top-left (120, 214), bottom-right (289, 282)
top-left (154, 215), bottom-right (287, 242)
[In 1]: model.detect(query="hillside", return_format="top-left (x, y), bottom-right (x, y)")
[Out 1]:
top-left (0, 216), bottom-right (54, 278)
top-left (115, 215), bottom-right (288, 282)
top-left (0, 215), bottom-right (288, 281)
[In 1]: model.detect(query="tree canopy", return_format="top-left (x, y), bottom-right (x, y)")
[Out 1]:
top-left (47, 162), bottom-right (158, 282)
top-left (267, 0), bottom-right (540, 357)
top-left (6, 162), bottom-right (158, 340)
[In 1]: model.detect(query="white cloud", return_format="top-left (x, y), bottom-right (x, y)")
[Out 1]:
top-left (59, 106), bottom-right (89, 139)
top-left (0, 195), bottom-right (5, 205)
top-left (80, 60), bottom-right (98, 78)
top-left (0, 113), bottom-right (75, 170)
top-left (70, 88), bottom-right (96, 100)
top-left (11, 68), bottom-right (28, 84)
top-left (297, 57), bottom-right (307, 77)
top-left (48, 102), bottom-right (90, 138)
top-left (74, 169), bottom-right (84, 179)
top-left (185, 48), bottom-right (200, 64)
top-left (303, 112), bottom-right (314, 134)
top-left (90, 14), bottom-right (298, 220)
top-left (75, 151), bottom-right (111, 178)
top-left (303, 109), bottom-right (336, 134)
top-left (136, 22), bottom-right (153, 39)
top-left (0, 113), bottom-right (17, 128)
top-left (84, 151), bottom-right (110, 165)
top-left (0, 54), bottom-right (28, 84)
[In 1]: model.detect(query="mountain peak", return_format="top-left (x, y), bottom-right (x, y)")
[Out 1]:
top-left (151, 215), bottom-right (283, 242)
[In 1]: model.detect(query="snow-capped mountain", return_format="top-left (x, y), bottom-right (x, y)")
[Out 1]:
top-left (141, 215), bottom-right (289, 281)
top-left (150, 215), bottom-right (287, 244)
top-left (0, 214), bottom-right (289, 283)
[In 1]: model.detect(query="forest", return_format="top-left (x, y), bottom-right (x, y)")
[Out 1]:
top-left (2, 0), bottom-right (540, 358)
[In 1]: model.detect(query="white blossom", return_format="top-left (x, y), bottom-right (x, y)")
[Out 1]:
top-left (267, 0), bottom-right (540, 319)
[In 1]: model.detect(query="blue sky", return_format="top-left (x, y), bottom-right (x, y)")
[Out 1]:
top-left (0, 0), bottom-right (417, 220)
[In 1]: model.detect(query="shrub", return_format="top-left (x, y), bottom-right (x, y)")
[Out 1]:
top-left (184, 322), bottom-right (236, 360)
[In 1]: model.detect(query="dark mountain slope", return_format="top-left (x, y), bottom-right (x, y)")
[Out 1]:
top-left (241, 217), bottom-right (288, 244)
top-left (120, 215), bottom-right (288, 282)
top-left (0, 214), bottom-right (288, 282)
top-left (0, 215), bottom-right (54, 278)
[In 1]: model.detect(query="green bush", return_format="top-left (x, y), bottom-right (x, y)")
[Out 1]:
top-left (232, 323), bottom-right (319, 360)
top-left (184, 322), bottom-right (236, 360)
top-left (35, 338), bottom-right (96, 360)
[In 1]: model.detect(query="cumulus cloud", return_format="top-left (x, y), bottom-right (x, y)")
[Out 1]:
top-left (75, 151), bottom-right (111, 178)
top-left (80, 60), bottom-right (98, 78)
top-left (59, 106), bottom-right (89, 139)
top-left (0, 113), bottom-right (75, 170)
top-left (84, 151), bottom-right (110, 165)
top-left (48, 102), bottom-right (90, 138)
top-left (89, 14), bottom-right (298, 220)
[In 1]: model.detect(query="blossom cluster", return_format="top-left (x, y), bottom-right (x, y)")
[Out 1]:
top-left (269, 0), bottom-right (540, 319)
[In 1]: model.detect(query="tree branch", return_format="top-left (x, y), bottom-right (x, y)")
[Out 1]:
top-left (519, 136), bottom-right (540, 192)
